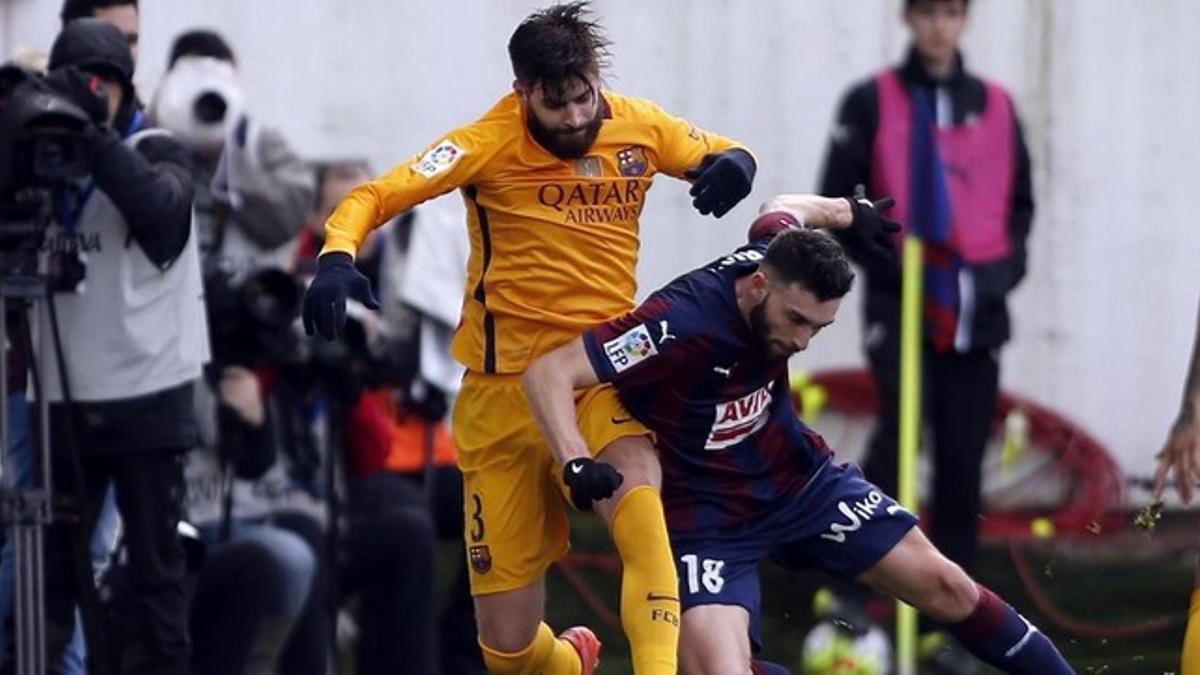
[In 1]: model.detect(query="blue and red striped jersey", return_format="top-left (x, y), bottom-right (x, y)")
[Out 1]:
top-left (583, 239), bottom-right (834, 535)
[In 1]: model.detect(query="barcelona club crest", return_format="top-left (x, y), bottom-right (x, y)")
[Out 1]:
top-left (469, 545), bottom-right (492, 574)
top-left (616, 146), bottom-right (648, 177)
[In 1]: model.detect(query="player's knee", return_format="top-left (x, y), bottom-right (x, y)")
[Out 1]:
top-left (923, 559), bottom-right (979, 623)
top-left (474, 601), bottom-right (541, 654)
top-left (599, 434), bottom-right (660, 487)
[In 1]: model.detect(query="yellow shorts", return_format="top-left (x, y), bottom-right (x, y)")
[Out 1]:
top-left (452, 370), bottom-right (650, 595)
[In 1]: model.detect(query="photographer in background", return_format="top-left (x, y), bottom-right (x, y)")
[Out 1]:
top-left (0, 4), bottom-right (138, 672)
top-left (13, 18), bottom-right (206, 675)
top-left (292, 161), bottom-right (483, 674)
top-left (152, 29), bottom-right (314, 271)
top-left (182, 359), bottom-right (322, 675)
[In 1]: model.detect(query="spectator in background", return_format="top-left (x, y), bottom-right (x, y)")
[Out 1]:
top-left (60, 0), bottom-right (138, 63)
top-left (1152, 294), bottom-right (1200, 674)
top-left (181, 363), bottom-right (321, 675)
top-left (818, 0), bottom-right (1034, 669)
top-left (152, 29), bottom-right (314, 271)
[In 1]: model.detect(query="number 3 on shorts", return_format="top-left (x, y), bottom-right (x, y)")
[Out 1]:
top-left (680, 553), bottom-right (725, 594)
top-left (469, 493), bottom-right (485, 542)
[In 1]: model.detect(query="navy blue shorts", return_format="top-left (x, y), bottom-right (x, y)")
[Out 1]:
top-left (670, 460), bottom-right (917, 649)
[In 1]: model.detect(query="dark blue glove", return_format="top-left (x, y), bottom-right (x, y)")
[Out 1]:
top-left (844, 195), bottom-right (901, 264)
top-left (302, 252), bottom-right (380, 340)
top-left (563, 457), bottom-right (624, 510)
top-left (684, 149), bottom-right (756, 218)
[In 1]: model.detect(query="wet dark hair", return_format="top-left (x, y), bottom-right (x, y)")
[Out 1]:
top-left (761, 229), bottom-right (854, 302)
top-left (60, 0), bottom-right (137, 24)
top-left (168, 29), bottom-right (235, 68)
top-left (508, 1), bottom-right (611, 100)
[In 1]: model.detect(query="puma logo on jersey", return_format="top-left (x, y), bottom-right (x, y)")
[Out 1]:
top-left (712, 364), bottom-right (734, 377)
top-left (659, 320), bottom-right (676, 343)
top-left (704, 381), bottom-right (772, 450)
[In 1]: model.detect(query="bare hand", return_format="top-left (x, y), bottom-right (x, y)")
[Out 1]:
top-left (1152, 396), bottom-right (1200, 503)
top-left (218, 366), bottom-right (265, 428)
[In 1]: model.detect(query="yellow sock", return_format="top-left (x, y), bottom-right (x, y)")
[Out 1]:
top-left (1184, 588), bottom-right (1200, 675)
top-left (609, 486), bottom-right (679, 674)
top-left (479, 622), bottom-right (581, 675)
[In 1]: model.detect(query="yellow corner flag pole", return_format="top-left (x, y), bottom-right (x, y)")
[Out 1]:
top-left (896, 235), bottom-right (923, 675)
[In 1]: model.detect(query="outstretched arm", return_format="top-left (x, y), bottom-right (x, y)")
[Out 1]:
top-left (757, 194), bottom-right (854, 230)
top-left (1153, 298), bottom-right (1200, 503)
top-left (758, 193), bottom-right (899, 263)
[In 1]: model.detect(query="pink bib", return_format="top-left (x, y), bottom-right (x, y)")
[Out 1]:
top-left (871, 70), bottom-right (1016, 264)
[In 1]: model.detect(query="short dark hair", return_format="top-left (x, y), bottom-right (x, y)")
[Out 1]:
top-left (508, 1), bottom-right (611, 99)
top-left (905, 0), bottom-right (970, 10)
top-left (60, 0), bottom-right (137, 24)
top-left (762, 229), bottom-right (854, 302)
top-left (168, 29), bottom-right (235, 69)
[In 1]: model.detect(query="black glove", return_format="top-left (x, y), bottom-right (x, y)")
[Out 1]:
top-left (43, 66), bottom-right (108, 125)
top-left (844, 194), bottom-right (901, 264)
top-left (563, 457), bottom-right (624, 510)
top-left (684, 149), bottom-right (756, 218)
top-left (302, 252), bottom-right (380, 340)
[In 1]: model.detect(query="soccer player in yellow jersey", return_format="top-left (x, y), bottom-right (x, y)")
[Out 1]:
top-left (1153, 293), bottom-right (1200, 674)
top-left (301, 3), bottom-right (756, 673)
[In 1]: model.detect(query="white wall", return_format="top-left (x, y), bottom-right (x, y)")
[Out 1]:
top-left (3, 0), bottom-right (1198, 483)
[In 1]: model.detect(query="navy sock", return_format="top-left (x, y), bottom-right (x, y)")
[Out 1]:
top-left (947, 585), bottom-right (1074, 674)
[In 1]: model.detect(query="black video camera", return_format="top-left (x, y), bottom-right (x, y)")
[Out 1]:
top-left (0, 63), bottom-right (93, 280)
top-left (203, 261), bottom-right (305, 369)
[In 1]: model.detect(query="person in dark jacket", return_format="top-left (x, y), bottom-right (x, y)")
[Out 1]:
top-left (818, 0), bottom-right (1034, 668)
top-left (151, 29), bottom-right (314, 272)
top-left (10, 18), bottom-right (206, 675)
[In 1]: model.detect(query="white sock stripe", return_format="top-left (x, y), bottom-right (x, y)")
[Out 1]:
top-left (1004, 616), bottom-right (1039, 658)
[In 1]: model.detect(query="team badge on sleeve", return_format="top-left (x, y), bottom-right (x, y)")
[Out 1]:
top-left (602, 324), bottom-right (658, 373)
top-left (413, 140), bottom-right (464, 178)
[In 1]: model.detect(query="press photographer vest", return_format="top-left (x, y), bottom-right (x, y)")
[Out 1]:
top-left (37, 129), bottom-right (210, 402)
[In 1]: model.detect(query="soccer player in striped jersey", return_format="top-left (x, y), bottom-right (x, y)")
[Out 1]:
top-left (524, 197), bottom-right (1074, 674)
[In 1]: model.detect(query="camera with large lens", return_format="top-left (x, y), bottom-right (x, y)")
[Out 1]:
top-left (151, 56), bottom-right (244, 156)
top-left (203, 260), bottom-right (305, 369)
top-left (0, 63), bottom-right (93, 279)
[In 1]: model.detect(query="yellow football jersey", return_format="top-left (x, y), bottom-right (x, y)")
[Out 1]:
top-left (322, 90), bottom-right (749, 373)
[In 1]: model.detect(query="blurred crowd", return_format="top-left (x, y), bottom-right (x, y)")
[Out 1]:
top-left (0, 1), bottom-right (482, 674)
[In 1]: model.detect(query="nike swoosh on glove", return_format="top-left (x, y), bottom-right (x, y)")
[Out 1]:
top-left (563, 457), bottom-right (624, 510)
top-left (844, 195), bottom-right (901, 264)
